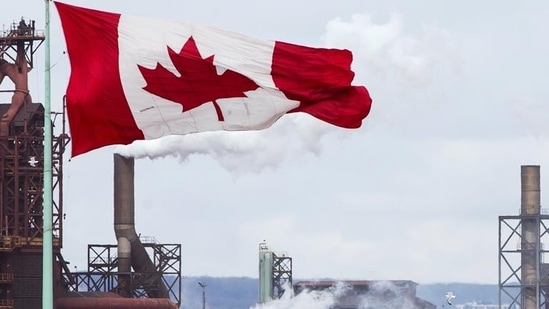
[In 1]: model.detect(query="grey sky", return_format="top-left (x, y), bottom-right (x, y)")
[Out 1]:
top-left (1, 0), bottom-right (549, 284)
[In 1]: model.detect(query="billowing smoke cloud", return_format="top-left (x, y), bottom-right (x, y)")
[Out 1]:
top-left (323, 13), bottom-right (454, 86)
top-left (115, 115), bottom-right (338, 173)
top-left (250, 281), bottom-right (425, 309)
top-left (358, 281), bottom-right (418, 309)
top-left (322, 12), bottom-right (461, 139)
top-left (250, 282), bottom-right (340, 309)
top-left (325, 13), bottom-right (426, 84)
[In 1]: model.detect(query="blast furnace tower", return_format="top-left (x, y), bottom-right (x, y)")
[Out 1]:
top-left (0, 18), bottom-right (70, 308)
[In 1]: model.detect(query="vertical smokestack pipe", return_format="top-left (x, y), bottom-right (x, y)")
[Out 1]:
top-left (114, 154), bottom-right (134, 297)
top-left (114, 154), bottom-right (169, 298)
top-left (521, 165), bottom-right (540, 309)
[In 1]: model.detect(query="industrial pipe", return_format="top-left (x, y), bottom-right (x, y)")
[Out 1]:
top-left (520, 165), bottom-right (540, 309)
top-left (114, 154), bottom-right (169, 298)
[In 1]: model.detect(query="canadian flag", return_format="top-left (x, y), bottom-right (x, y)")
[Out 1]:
top-left (55, 2), bottom-right (372, 157)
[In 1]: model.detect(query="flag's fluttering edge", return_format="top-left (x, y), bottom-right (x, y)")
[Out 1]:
top-left (54, 2), bottom-right (372, 157)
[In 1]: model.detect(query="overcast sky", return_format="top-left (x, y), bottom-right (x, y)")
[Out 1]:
top-left (1, 0), bottom-right (549, 286)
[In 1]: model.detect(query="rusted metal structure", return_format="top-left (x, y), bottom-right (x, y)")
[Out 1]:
top-left (0, 18), bottom-right (70, 309)
top-left (499, 165), bottom-right (549, 309)
top-left (0, 18), bottom-right (42, 137)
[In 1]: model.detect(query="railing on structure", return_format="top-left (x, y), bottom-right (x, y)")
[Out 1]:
top-left (517, 208), bottom-right (549, 215)
top-left (0, 273), bottom-right (13, 283)
top-left (68, 271), bottom-right (169, 296)
top-left (139, 235), bottom-right (157, 244)
top-left (0, 20), bottom-right (45, 68)
top-left (0, 299), bottom-right (14, 309)
top-left (499, 213), bottom-right (549, 309)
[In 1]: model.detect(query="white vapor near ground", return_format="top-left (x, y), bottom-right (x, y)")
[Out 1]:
top-left (251, 286), bottom-right (336, 309)
top-left (250, 281), bottom-right (421, 309)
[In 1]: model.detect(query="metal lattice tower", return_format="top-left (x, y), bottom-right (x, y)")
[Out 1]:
top-left (499, 165), bottom-right (549, 309)
top-left (272, 252), bottom-right (292, 299)
top-left (67, 241), bottom-right (182, 307)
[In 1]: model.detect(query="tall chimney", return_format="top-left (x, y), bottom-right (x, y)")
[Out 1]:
top-left (114, 154), bottom-right (134, 297)
top-left (521, 165), bottom-right (540, 309)
top-left (114, 154), bottom-right (169, 298)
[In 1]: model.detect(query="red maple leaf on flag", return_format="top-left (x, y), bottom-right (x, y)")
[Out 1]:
top-left (138, 36), bottom-right (260, 121)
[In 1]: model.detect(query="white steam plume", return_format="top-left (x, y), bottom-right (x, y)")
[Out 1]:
top-left (323, 13), bottom-right (455, 86)
top-left (358, 281), bottom-right (418, 309)
top-left (115, 115), bottom-right (339, 173)
top-left (250, 281), bottom-right (424, 309)
top-left (322, 12), bottom-right (458, 135)
top-left (250, 282), bottom-right (341, 309)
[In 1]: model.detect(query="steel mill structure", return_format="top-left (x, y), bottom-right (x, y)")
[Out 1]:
top-left (258, 242), bottom-right (293, 303)
top-left (257, 244), bottom-right (435, 309)
top-left (0, 16), bottom-right (181, 309)
top-left (499, 165), bottom-right (549, 309)
top-left (0, 18), bottom-right (65, 309)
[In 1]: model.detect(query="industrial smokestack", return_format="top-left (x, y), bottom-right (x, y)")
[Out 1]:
top-left (114, 154), bottom-right (134, 297)
top-left (521, 165), bottom-right (540, 309)
top-left (113, 154), bottom-right (169, 299)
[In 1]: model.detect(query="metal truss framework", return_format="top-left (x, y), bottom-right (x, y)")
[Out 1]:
top-left (272, 253), bottom-right (292, 299)
top-left (66, 243), bottom-right (182, 307)
top-left (0, 103), bottom-right (68, 249)
top-left (0, 16), bottom-right (67, 308)
top-left (499, 214), bottom-right (549, 309)
top-left (0, 18), bottom-right (44, 68)
top-left (0, 102), bottom-right (69, 309)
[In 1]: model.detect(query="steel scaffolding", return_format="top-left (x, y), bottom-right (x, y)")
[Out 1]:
top-left (67, 242), bottom-right (182, 307)
top-left (272, 252), bottom-right (292, 299)
top-left (499, 212), bottom-right (549, 308)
